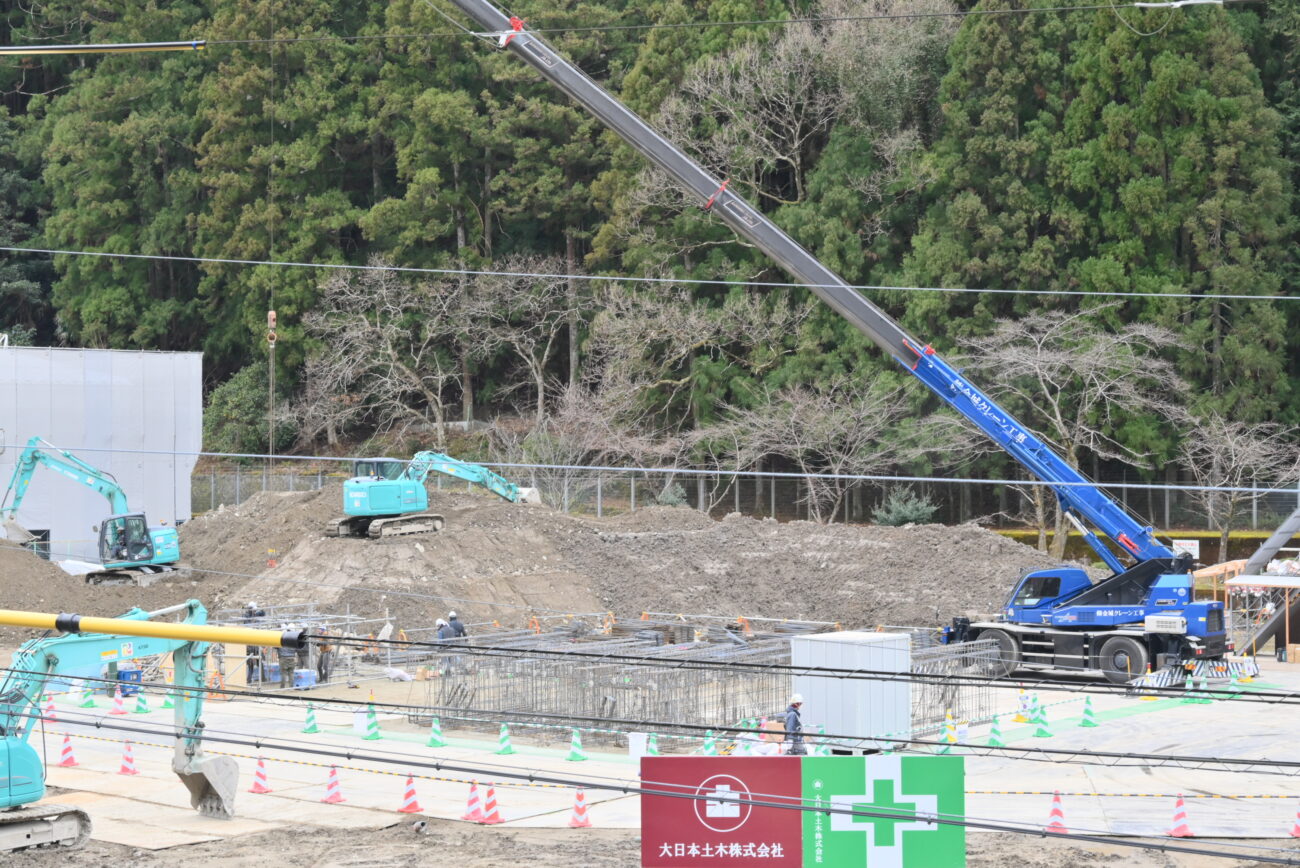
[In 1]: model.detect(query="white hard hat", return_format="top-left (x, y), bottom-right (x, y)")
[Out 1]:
top-left (248, 601), bottom-right (258, 608)
top-left (790, 694), bottom-right (804, 705)
top-left (448, 611), bottom-right (457, 619)
top-left (436, 619), bottom-right (448, 627)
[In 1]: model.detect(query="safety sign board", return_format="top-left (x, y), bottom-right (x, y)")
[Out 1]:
top-left (641, 755), bottom-right (964, 867)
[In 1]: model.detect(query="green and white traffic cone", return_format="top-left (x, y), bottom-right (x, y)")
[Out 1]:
top-left (701, 730), bottom-right (718, 756)
top-left (1078, 696), bottom-right (1099, 728)
top-left (302, 702), bottom-right (320, 734)
top-left (817, 725), bottom-right (832, 757)
top-left (566, 729), bottom-right (589, 762)
top-left (1228, 671), bottom-right (1242, 694)
top-left (1196, 674), bottom-right (1213, 703)
top-left (161, 688), bottom-right (174, 710)
top-left (647, 733), bottom-right (660, 756)
top-left (1181, 674), bottom-right (1195, 702)
top-left (1033, 707), bottom-right (1053, 738)
top-left (79, 686), bottom-right (97, 709)
top-left (363, 703), bottom-right (382, 741)
top-left (495, 723), bottom-right (516, 755)
top-left (987, 715), bottom-right (1005, 748)
top-left (426, 716), bottom-right (447, 748)
top-left (132, 691), bottom-right (150, 714)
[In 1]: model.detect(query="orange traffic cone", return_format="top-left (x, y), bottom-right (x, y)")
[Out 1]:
top-left (1045, 791), bottom-right (1068, 834)
top-left (249, 757), bottom-right (272, 794)
top-left (321, 765), bottom-right (346, 803)
top-left (57, 733), bottom-right (78, 768)
top-left (118, 739), bottom-right (139, 775)
top-left (568, 786), bottom-right (592, 828)
top-left (460, 780), bottom-right (485, 821)
top-left (480, 784), bottom-right (504, 825)
top-left (1289, 803), bottom-right (1300, 838)
top-left (397, 775), bottom-right (423, 814)
top-left (109, 686), bottom-right (127, 716)
top-left (1168, 794), bottom-right (1194, 838)
top-left (43, 696), bottom-right (57, 723)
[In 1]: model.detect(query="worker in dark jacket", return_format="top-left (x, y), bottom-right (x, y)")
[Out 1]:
top-left (785, 694), bottom-right (806, 755)
top-left (448, 611), bottom-right (468, 638)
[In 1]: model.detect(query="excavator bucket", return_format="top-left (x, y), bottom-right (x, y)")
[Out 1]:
top-left (517, 487), bottom-right (543, 505)
top-left (175, 753), bottom-right (240, 819)
top-left (2, 519), bottom-right (35, 544)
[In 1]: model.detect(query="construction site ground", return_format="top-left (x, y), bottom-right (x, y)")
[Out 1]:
top-left (4, 486), bottom-right (1298, 864)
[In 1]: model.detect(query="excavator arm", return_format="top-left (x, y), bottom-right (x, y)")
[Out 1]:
top-left (406, 451), bottom-right (540, 504)
top-left (1, 436), bottom-right (131, 521)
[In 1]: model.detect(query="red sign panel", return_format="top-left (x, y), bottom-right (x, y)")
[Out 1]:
top-left (642, 757), bottom-right (803, 866)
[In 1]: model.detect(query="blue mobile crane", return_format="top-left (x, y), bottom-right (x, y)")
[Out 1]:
top-left (0, 600), bottom-right (306, 852)
top-left (1, 436), bottom-right (183, 586)
top-left (327, 451), bottom-right (539, 538)
top-left (444, 0), bottom-right (1226, 683)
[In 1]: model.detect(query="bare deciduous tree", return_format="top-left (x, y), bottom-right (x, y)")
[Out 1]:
top-left (297, 264), bottom-right (473, 448)
top-left (958, 305), bottom-right (1186, 556)
top-left (1181, 416), bottom-right (1300, 563)
top-left (472, 255), bottom-right (591, 421)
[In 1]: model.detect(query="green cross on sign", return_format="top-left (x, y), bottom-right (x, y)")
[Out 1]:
top-left (851, 778), bottom-right (917, 847)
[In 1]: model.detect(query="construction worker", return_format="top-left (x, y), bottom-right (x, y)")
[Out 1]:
top-left (784, 694), bottom-right (806, 755)
top-left (436, 618), bottom-right (452, 641)
top-left (448, 611), bottom-right (468, 638)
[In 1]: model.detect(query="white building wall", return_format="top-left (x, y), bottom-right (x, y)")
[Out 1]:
top-left (791, 631), bottom-right (911, 751)
top-left (0, 347), bottom-right (202, 561)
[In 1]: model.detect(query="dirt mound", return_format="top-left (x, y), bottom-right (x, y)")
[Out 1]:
top-left (175, 487), bottom-right (1075, 630)
top-left (0, 542), bottom-right (242, 643)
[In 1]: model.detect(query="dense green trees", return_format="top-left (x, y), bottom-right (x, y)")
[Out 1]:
top-left (0, 0), bottom-right (1295, 498)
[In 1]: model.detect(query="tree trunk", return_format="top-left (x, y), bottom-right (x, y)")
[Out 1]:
top-left (1033, 486), bottom-right (1048, 552)
top-left (482, 148), bottom-right (493, 258)
top-left (566, 230), bottom-right (580, 386)
top-left (452, 160), bottom-right (467, 253)
top-left (460, 351), bottom-right (474, 423)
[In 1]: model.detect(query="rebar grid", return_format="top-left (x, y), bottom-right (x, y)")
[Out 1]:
top-left (909, 639), bottom-right (1000, 734)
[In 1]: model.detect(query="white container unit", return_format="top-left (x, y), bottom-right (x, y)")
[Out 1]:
top-left (790, 631), bottom-right (910, 753)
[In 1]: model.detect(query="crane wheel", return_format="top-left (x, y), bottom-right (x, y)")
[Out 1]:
top-left (1097, 635), bottom-right (1148, 685)
top-left (978, 629), bottom-right (1020, 677)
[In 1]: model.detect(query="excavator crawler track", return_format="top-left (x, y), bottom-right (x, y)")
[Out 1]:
top-left (326, 514), bottom-right (446, 539)
top-left (0, 804), bottom-right (92, 853)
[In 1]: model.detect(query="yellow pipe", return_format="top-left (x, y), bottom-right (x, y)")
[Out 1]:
top-left (0, 41), bottom-right (206, 55)
top-left (0, 609), bottom-right (304, 649)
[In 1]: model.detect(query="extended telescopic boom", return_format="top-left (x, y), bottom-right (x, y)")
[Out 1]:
top-left (447, 0), bottom-right (1173, 574)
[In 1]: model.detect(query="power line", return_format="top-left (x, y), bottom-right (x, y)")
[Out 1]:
top-left (13, 706), bottom-right (1299, 864)
top-left (2, 245), bottom-right (1294, 304)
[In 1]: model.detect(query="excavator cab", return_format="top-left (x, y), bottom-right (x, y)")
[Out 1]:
top-left (98, 514), bottom-right (154, 564)
top-left (352, 459), bottom-right (406, 481)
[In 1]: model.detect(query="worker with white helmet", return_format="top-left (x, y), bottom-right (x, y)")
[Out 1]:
top-left (436, 618), bottom-right (452, 641)
top-left (448, 611), bottom-right (468, 638)
top-left (784, 694), bottom-right (806, 755)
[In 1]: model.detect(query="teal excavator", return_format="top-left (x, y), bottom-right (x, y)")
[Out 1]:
top-left (327, 451), bottom-right (540, 538)
top-left (1, 436), bottom-right (181, 585)
top-left (0, 600), bottom-right (307, 852)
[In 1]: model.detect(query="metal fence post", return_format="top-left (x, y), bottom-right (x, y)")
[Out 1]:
top-left (289, 473), bottom-right (295, 492)
top-left (235, 466), bottom-right (241, 503)
top-left (317, 469), bottom-right (323, 489)
top-left (697, 476), bottom-right (706, 513)
top-left (770, 474), bottom-right (776, 519)
top-left (210, 472), bottom-right (216, 511)
top-left (630, 475), bottom-right (636, 512)
top-left (563, 478), bottom-right (569, 513)
top-left (596, 476), bottom-right (603, 518)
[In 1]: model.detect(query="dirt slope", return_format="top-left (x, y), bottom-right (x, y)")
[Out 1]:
top-left (174, 488), bottom-right (1076, 629)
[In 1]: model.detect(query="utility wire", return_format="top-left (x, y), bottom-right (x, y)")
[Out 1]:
top-left (2, 245), bottom-right (1293, 304)
top-left (13, 668), bottom-right (1300, 778)
top-left (13, 706), bottom-right (1299, 864)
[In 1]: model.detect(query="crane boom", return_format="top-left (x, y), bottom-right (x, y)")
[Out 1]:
top-left (447, 0), bottom-right (1173, 574)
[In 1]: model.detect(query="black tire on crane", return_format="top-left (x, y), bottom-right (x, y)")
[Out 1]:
top-left (979, 629), bottom-right (1020, 677)
top-left (1098, 635), bottom-right (1148, 685)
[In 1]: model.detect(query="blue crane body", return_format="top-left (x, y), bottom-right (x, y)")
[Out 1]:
top-left (0, 601), bottom-right (240, 850)
top-left (328, 451), bottom-right (538, 539)
top-left (1, 436), bottom-right (181, 584)
top-left (445, 0), bottom-right (1226, 682)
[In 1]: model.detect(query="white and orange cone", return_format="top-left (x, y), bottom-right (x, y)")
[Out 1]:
top-left (480, 784), bottom-right (504, 825)
top-left (57, 733), bottom-right (78, 768)
top-left (321, 765), bottom-right (346, 804)
top-left (568, 786), bottom-right (592, 828)
top-left (1168, 794), bottom-right (1194, 838)
top-left (1289, 803), bottom-right (1300, 838)
top-left (118, 739), bottom-right (139, 775)
top-left (460, 780), bottom-right (485, 822)
top-left (397, 775), bottom-right (423, 814)
top-left (109, 685), bottom-right (127, 716)
top-left (43, 695), bottom-right (57, 723)
top-left (248, 757), bottom-right (272, 794)
top-left (1044, 790), bottom-right (1068, 834)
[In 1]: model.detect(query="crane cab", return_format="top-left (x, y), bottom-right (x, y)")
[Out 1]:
top-left (98, 513), bottom-right (179, 569)
top-left (351, 459), bottom-right (407, 481)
